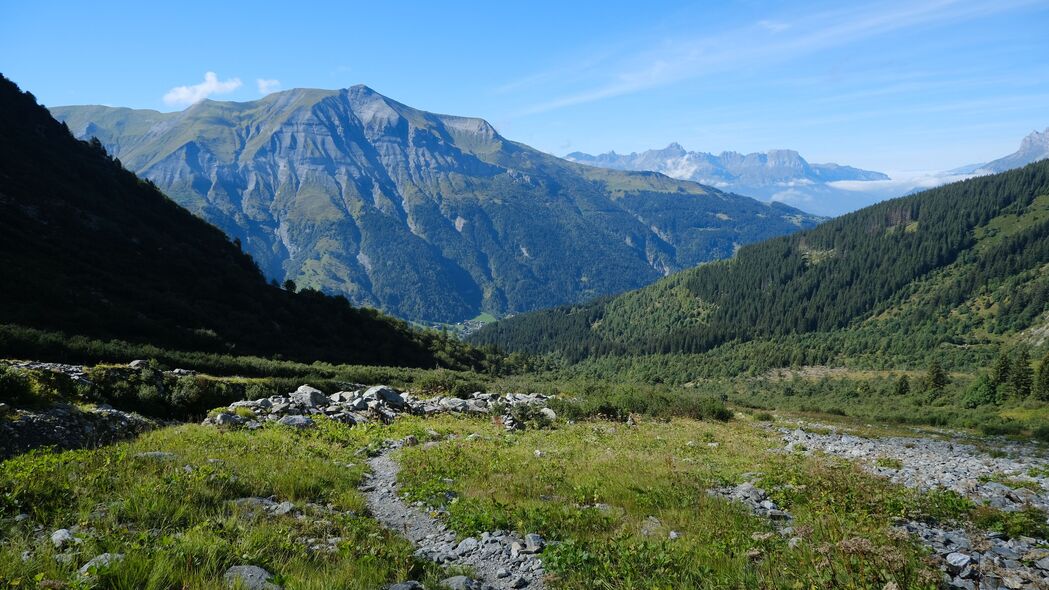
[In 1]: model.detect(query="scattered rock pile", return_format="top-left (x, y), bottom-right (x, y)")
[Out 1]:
top-left (0, 403), bottom-right (156, 460)
top-left (781, 427), bottom-right (1049, 513)
top-left (898, 520), bottom-right (1049, 589)
top-left (203, 385), bottom-right (554, 431)
top-left (710, 481), bottom-right (804, 548)
top-left (3, 360), bottom-right (92, 385)
top-left (364, 439), bottom-right (547, 589)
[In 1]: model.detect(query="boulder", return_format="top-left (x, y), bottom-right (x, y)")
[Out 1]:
top-left (223, 565), bottom-right (282, 590)
top-left (290, 385), bottom-right (327, 407)
top-left (128, 359), bottom-right (149, 369)
top-left (441, 575), bottom-right (476, 590)
top-left (50, 528), bottom-right (76, 549)
top-left (214, 413), bottom-right (244, 426)
top-left (78, 553), bottom-right (124, 576)
top-left (364, 385), bottom-right (405, 406)
top-left (278, 415), bottom-right (314, 429)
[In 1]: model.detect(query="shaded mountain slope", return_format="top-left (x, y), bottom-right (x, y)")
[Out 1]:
top-left (0, 75), bottom-right (484, 369)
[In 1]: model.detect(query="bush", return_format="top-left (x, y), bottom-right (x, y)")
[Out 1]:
top-left (962, 374), bottom-right (998, 408)
top-left (1033, 424), bottom-right (1049, 443)
top-left (0, 366), bottom-right (34, 406)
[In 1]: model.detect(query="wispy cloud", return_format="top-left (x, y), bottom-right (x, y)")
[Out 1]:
top-left (509, 0), bottom-right (1041, 116)
top-left (163, 72), bottom-right (242, 106)
top-left (257, 78), bottom-right (281, 95)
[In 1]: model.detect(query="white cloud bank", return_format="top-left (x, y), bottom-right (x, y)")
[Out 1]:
top-left (163, 72), bottom-right (242, 107)
top-left (257, 78), bottom-right (281, 95)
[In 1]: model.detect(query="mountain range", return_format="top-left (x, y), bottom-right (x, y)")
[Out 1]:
top-left (50, 89), bottom-right (820, 324)
top-left (471, 160), bottom-right (1049, 377)
top-left (0, 75), bottom-right (484, 369)
top-left (568, 129), bottom-right (1049, 219)
top-left (566, 145), bottom-right (889, 217)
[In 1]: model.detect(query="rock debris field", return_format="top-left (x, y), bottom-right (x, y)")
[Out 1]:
top-left (781, 423), bottom-right (1049, 589)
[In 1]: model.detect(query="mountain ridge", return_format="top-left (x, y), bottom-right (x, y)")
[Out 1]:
top-left (51, 88), bottom-right (821, 323)
top-left (0, 74), bottom-right (486, 369)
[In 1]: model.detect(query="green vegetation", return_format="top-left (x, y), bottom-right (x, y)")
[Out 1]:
top-left (51, 86), bottom-right (819, 323)
top-left (472, 162), bottom-right (1049, 375)
top-left (0, 75), bottom-right (495, 372)
top-left (0, 420), bottom-right (455, 589)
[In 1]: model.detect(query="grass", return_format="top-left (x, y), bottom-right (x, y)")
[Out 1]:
top-left (395, 416), bottom-right (946, 589)
top-left (0, 419), bottom-right (450, 589)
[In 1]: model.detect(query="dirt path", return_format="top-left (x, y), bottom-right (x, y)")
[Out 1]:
top-left (362, 441), bottom-right (547, 590)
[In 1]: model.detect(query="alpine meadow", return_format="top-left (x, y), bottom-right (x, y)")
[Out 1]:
top-left (2, 2), bottom-right (1049, 590)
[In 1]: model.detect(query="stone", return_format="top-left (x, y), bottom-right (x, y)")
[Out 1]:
top-left (277, 415), bottom-right (314, 429)
top-left (539, 407), bottom-right (556, 421)
top-left (441, 575), bottom-right (475, 590)
top-left (945, 552), bottom-right (971, 573)
top-left (290, 385), bottom-right (328, 407)
top-left (128, 359), bottom-right (149, 369)
top-left (214, 412), bottom-right (244, 426)
top-left (0, 402), bottom-right (8, 416)
top-left (522, 533), bottom-right (545, 553)
top-left (1035, 556), bottom-right (1049, 571)
top-left (455, 536), bottom-right (479, 555)
top-left (78, 553), bottom-right (124, 576)
top-left (403, 435), bottom-right (419, 447)
top-left (388, 583), bottom-right (424, 590)
top-left (365, 385), bottom-right (405, 406)
top-left (50, 528), bottom-right (76, 549)
top-left (223, 565), bottom-right (281, 590)
top-left (510, 576), bottom-right (529, 588)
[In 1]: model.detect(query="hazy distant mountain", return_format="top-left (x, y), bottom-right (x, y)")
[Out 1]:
top-left (566, 144), bottom-right (888, 216)
top-left (954, 128), bottom-right (1049, 174)
top-left (52, 88), bottom-right (820, 323)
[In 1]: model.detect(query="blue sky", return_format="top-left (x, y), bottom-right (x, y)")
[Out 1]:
top-left (2, 0), bottom-right (1047, 173)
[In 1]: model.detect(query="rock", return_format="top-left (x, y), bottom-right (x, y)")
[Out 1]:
top-left (78, 553), bottom-right (124, 576)
top-left (510, 576), bottom-right (529, 589)
top-left (522, 533), bottom-right (545, 553)
top-left (1036, 556), bottom-right (1049, 571)
top-left (214, 413), bottom-right (244, 426)
top-left (388, 583), bottom-right (424, 590)
top-left (403, 435), bottom-right (419, 447)
top-left (128, 359), bottom-right (149, 369)
top-left (0, 402), bottom-right (8, 416)
top-left (277, 415), bottom-right (314, 429)
top-left (365, 385), bottom-right (405, 406)
top-left (170, 368), bottom-right (196, 376)
top-left (290, 385), bottom-right (328, 407)
top-left (441, 575), bottom-right (476, 590)
top-left (945, 552), bottom-right (972, 573)
top-left (50, 528), bottom-right (76, 549)
top-left (223, 565), bottom-right (281, 590)
top-left (455, 536), bottom-right (479, 555)
top-left (539, 407), bottom-right (556, 421)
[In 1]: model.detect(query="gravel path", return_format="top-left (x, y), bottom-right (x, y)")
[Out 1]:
top-left (362, 442), bottom-right (547, 590)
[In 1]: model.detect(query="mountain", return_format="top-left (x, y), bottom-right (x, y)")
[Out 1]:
top-left (0, 75), bottom-right (486, 369)
top-left (970, 128), bottom-right (1049, 174)
top-left (470, 161), bottom-right (1049, 373)
top-left (51, 90), bottom-right (821, 324)
top-left (565, 144), bottom-right (889, 217)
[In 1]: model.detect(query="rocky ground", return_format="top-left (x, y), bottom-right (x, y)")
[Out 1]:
top-left (779, 422), bottom-right (1049, 589)
top-left (0, 403), bottom-right (156, 460)
top-left (781, 425), bottom-right (1049, 512)
top-left (363, 440), bottom-right (547, 590)
top-left (203, 384), bottom-right (554, 431)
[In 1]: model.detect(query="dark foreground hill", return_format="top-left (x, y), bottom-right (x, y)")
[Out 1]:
top-left (471, 161), bottom-right (1049, 370)
top-left (53, 88), bottom-right (820, 323)
top-left (0, 75), bottom-right (485, 369)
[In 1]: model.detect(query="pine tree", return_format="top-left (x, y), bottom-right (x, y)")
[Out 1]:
top-left (894, 375), bottom-right (910, 396)
top-left (1011, 348), bottom-right (1033, 398)
top-left (991, 350), bottom-right (1012, 387)
top-left (926, 359), bottom-right (949, 392)
top-left (1036, 351), bottom-right (1049, 401)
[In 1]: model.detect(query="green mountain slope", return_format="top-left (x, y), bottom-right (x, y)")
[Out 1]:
top-left (471, 162), bottom-right (1049, 368)
top-left (52, 88), bottom-right (821, 323)
top-left (0, 75), bottom-right (484, 369)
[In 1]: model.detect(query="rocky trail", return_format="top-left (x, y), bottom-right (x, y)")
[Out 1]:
top-left (362, 441), bottom-right (547, 590)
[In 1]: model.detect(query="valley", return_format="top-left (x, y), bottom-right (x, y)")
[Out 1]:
top-left (2, 3), bottom-right (1049, 588)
